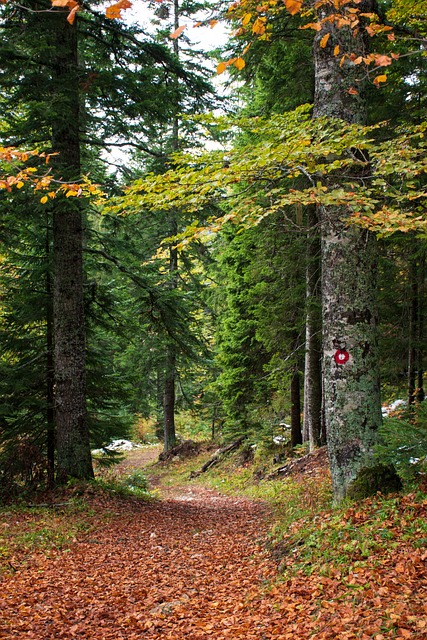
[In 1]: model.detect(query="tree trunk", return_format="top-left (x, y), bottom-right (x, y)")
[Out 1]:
top-left (290, 366), bottom-right (302, 447)
top-left (417, 252), bottom-right (425, 402)
top-left (408, 257), bottom-right (418, 404)
top-left (303, 206), bottom-right (323, 450)
top-left (163, 347), bottom-right (177, 452)
top-left (162, 0), bottom-right (180, 453)
top-left (46, 222), bottom-right (55, 489)
top-left (314, 0), bottom-right (381, 500)
top-left (51, 10), bottom-right (93, 482)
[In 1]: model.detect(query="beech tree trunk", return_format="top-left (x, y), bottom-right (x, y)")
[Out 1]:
top-left (51, 10), bottom-right (93, 482)
top-left (303, 206), bottom-right (323, 450)
top-left (314, 0), bottom-right (381, 500)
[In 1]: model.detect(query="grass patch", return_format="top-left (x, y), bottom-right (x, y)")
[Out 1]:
top-left (0, 497), bottom-right (96, 574)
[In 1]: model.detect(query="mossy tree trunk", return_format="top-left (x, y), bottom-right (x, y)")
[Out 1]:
top-left (314, 0), bottom-right (381, 500)
top-left (51, 9), bottom-right (94, 482)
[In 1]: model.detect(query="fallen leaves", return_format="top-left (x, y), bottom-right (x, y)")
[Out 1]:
top-left (1, 488), bottom-right (427, 639)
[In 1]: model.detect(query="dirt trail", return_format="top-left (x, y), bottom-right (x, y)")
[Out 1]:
top-left (2, 451), bottom-right (426, 639)
top-left (0, 453), bottom-right (279, 639)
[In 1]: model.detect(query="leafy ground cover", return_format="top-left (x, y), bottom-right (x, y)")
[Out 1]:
top-left (0, 444), bottom-right (426, 639)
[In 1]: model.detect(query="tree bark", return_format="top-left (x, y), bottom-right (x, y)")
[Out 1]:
top-left (303, 206), bottom-right (323, 450)
top-left (51, 10), bottom-right (93, 482)
top-left (314, 0), bottom-right (381, 500)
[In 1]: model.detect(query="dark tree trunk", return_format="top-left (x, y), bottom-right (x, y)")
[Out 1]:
top-left (163, 349), bottom-right (177, 452)
top-left (303, 206), bottom-right (323, 450)
top-left (162, 0), bottom-right (180, 453)
top-left (46, 223), bottom-right (55, 489)
top-left (408, 248), bottom-right (425, 404)
top-left (417, 252), bottom-right (425, 402)
top-left (163, 232), bottom-right (178, 452)
top-left (314, 0), bottom-right (381, 500)
top-left (408, 257), bottom-right (418, 404)
top-left (51, 10), bottom-right (93, 482)
top-left (290, 366), bottom-right (302, 447)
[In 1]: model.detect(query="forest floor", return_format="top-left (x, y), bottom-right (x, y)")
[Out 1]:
top-left (1, 444), bottom-right (427, 639)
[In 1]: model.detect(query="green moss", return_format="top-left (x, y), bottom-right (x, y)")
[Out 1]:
top-left (347, 464), bottom-right (402, 500)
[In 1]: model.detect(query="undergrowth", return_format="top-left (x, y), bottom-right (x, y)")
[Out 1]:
top-left (94, 468), bottom-right (152, 499)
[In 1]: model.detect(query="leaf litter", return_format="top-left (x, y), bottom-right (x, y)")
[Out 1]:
top-left (1, 466), bottom-right (427, 638)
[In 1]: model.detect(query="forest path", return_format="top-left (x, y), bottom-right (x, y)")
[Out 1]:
top-left (0, 453), bottom-right (282, 639)
top-left (2, 451), bottom-right (427, 639)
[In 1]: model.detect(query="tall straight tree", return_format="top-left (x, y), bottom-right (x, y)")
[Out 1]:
top-left (313, 0), bottom-right (381, 499)
top-left (50, 7), bottom-right (94, 481)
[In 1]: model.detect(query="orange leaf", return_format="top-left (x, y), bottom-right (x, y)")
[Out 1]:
top-left (284, 0), bottom-right (302, 15)
top-left (300, 22), bottom-right (322, 31)
top-left (320, 33), bottom-right (330, 48)
top-left (67, 4), bottom-right (79, 24)
top-left (170, 24), bottom-right (186, 39)
top-left (374, 54), bottom-right (393, 67)
top-left (373, 74), bottom-right (387, 86)
top-left (234, 57), bottom-right (245, 70)
top-left (348, 87), bottom-right (359, 95)
top-left (216, 61), bottom-right (227, 74)
top-left (334, 44), bottom-right (340, 55)
top-left (105, 0), bottom-right (132, 20)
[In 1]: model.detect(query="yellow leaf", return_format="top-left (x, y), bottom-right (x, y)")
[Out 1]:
top-left (234, 57), bottom-right (245, 70)
top-left (320, 33), bottom-right (330, 48)
top-left (40, 196), bottom-right (48, 204)
top-left (16, 181), bottom-right (24, 189)
top-left (252, 17), bottom-right (266, 35)
top-left (284, 0), bottom-right (302, 15)
top-left (242, 13), bottom-right (252, 26)
top-left (334, 44), bottom-right (340, 55)
top-left (373, 74), bottom-right (387, 86)
top-left (170, 24), bottom-right (186, 39)
top-left (216, 61), bottom-right (227, 74)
